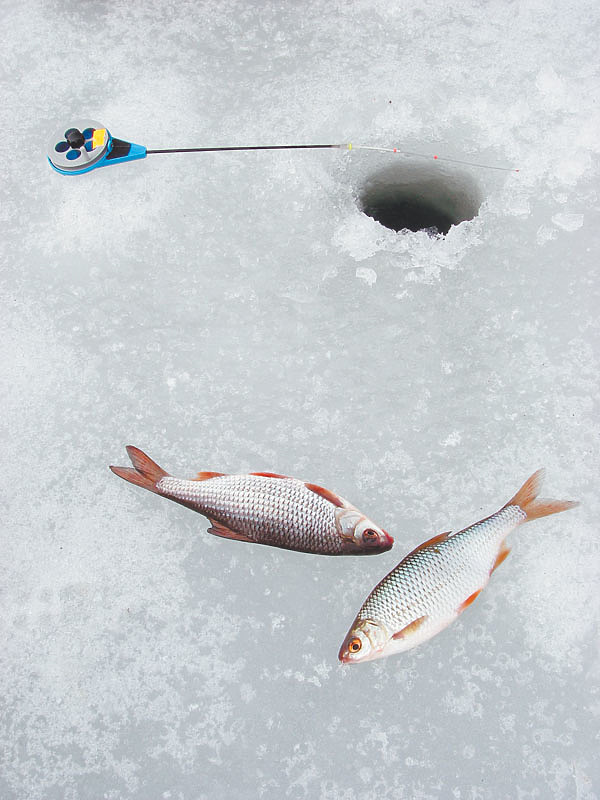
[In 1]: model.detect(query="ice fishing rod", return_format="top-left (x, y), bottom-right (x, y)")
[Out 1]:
top-left (47, 119), bottom-right (519, 176)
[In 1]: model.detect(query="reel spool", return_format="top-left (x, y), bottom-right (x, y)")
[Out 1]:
top-left (48, 119), bottom-right (146, 175)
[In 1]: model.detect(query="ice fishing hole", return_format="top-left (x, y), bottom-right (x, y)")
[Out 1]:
top-left (358, 163), bottom-right (482, 235)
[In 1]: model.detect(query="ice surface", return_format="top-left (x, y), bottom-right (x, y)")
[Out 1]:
top-left (1, 0), bottom-right (599, 798)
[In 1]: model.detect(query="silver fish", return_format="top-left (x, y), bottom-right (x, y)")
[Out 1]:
top-left (111, 446), bottom-right (393, 555)
top-left (339, 470), bottom-right (578, 663)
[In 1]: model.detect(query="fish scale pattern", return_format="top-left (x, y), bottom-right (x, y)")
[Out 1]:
top-left (359, 505), bottom-right (526, 632)
top-left (157, 474), bottom-right (342, 553)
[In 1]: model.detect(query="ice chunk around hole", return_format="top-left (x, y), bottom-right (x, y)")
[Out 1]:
top-left (358, 161), bottom-right (482, 235)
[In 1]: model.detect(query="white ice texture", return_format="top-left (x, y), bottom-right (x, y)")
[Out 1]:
top-left (1, 1), bottom-right (599, 798)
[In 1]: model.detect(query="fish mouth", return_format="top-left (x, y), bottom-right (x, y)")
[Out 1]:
top-left (364, 530), bottom-right (393, 552)
top-left (338, 642), bottom-right (355, 664)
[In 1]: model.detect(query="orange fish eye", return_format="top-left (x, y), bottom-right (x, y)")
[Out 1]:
top-left (348, 637), bottom-right (362, 653)
top-left (362, 529), bottom-right (378, 542)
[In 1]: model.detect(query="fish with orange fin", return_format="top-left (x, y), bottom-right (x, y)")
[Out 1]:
top-left (339, 470), bottom-right (578, 663)
top-left (110, 446), bottom-right (393, 555)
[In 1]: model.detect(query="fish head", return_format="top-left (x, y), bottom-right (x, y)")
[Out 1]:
top-left (338, 619), bottom-right (389, 664)
top-left (336, 509), bottom-right (394, 554)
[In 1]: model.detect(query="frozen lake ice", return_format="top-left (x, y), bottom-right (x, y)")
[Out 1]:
top-left (1, 1), bottom-right (599, 797)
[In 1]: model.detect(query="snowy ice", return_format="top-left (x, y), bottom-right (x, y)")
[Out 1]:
top-left (1, 0), bottom-right (599, 798)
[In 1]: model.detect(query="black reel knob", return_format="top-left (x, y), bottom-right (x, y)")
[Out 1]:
top-left (65, 127), bottom-right (85, 149)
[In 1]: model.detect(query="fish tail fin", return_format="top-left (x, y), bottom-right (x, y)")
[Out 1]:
top-left (110, 445), bottom-right (169, 494)
top-left (505, 469), bottom-right (579, 522)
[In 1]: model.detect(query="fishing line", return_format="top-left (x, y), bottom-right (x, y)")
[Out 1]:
top-left (350, 145), bottom-right (519, 172)
top-left (145, 142), bottom-right (518, 172)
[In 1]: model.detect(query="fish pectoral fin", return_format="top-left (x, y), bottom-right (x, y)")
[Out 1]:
top-left (304, 483), bottom-right (348, 509)
top-left (194, 471), bottom-right (226, 481)
top-left (392, 616), bottom-right (428, 640)
top-left (457, 588), bottom-right (483, 614)
top-left (207, 518), bottom-right (255, 543)
top-left (490, 543), bottom-right (511, 575)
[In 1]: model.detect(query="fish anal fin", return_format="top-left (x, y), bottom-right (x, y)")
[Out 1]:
top-left (194, 470), bottom-right (226, 481)
top-left (392, 616), bottom-right (428, 640)
top-left (207, 518), bottom-right (254, 543)
top-left (250, 471), bottom-right (290, 479)
top-left (458, 589), bottom-right (483, 614)
top-left (305, 483), bottom-right (347, 508)
top-left (490, 543), bottom-right (511, 575)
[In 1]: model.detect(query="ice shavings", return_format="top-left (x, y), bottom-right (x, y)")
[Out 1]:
top-left (551, 212), bottom-right (584, 232)
top-left (355, 266), bottom-right (377, 286)
top-left (333, 205), bottom-right (484, 283)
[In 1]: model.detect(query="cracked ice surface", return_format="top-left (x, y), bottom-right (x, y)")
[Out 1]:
top-left (1, 0), bottom-right (599, 798)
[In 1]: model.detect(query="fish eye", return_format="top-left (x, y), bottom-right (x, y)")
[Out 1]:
top-left (362, 529), bottom-right (379, 542)
top-left (348, 637), bottom-right (362, 653)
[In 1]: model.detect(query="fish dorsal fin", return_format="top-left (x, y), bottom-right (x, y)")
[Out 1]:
top-left (194, 471), bottom-right (226, 481)
top-left (304, 483), bottom-right (347, 508)
top-left (250, 471), bottom-right (290, 479)
top-left (392, 616), bottom-right (427, 640)
top-left (457, 588), bottom-right (483, 614)
top-left (207, 518), bottom-right (254, 543)
top-left (407, 531), bottom-right (451, 557)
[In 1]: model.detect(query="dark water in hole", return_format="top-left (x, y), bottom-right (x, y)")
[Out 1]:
top-left (358, 164), bottom-right (482, 236)
top-left (361, 196), bottom-right (457, 235)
